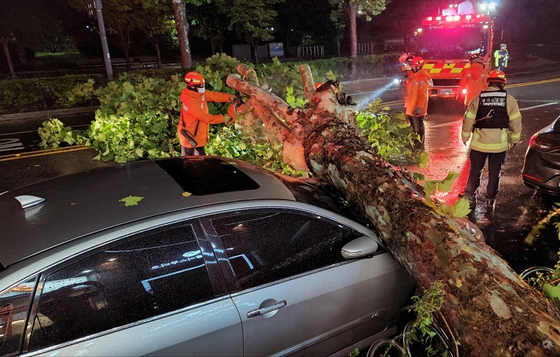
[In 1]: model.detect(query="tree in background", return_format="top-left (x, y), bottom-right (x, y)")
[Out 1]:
top-left (101, 0), bottom-right (137, 70)
top-left (272, 0), bottom-right (338, 56)
top-left (329, 0), bottom-right (388, 58)
top-left (136, 0), bottom-right (175, 68)
top-left (169, 0), bottom-right (192, 68)
top-left (216, 0), bottom-right (282, 64)
top-left (187, 2), bottom-right (231, 55)
top-left (0, 0), bottom-right (80, 61)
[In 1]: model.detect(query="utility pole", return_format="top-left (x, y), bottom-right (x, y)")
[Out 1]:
top-left (94, 0), bottom-right (113, 81)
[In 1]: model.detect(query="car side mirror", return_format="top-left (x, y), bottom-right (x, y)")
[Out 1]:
top-left (341, 236), bottom-right (379, 259)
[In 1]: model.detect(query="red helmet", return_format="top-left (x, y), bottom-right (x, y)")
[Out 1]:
top-left (411, 56), bottom-right (424, 70)
top-left (314, 82), bottom-right (323, 90)
top-left (184, 71), bottom-right (205, 86)
top-left (469, 53), bottom-right (484, 64)
top-left (488, 70), bottom-right (506, 83)
top-left (399, 53), bottom-right (414, 64)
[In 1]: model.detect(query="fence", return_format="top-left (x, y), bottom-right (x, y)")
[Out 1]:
top-left (358, 42), bottom-right (376, 55)
top-left (297, 45), bottom-right (324, 59)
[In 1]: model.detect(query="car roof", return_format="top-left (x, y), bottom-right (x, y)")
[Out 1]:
top-left (0, 157), bottom-right (302, 268)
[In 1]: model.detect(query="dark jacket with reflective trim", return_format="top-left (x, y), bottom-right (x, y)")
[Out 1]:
top-left (474, 90), bottom-right (509, 129)
top-left (462, 86), bottom-right (522, 153)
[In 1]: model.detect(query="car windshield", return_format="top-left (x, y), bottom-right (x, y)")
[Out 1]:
top-left (414, 26), bottom-right (489, 59)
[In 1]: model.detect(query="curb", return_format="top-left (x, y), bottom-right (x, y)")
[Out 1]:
top-left (0, 106), bottom-right (99, 122)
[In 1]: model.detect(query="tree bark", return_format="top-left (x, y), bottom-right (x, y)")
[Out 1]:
top-left (1, 40), bottom-right (16, 78)
top-left (347, 0), bottom-right (358, 58)
top-left (226, 64), bottom-right (560, 356)
top-left (170, 0), bottom-right (191, 69)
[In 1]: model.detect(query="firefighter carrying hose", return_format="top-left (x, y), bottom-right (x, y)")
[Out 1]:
top-left (405, 56), bottom-right (432, 150)
top-left (460, 70), bottom-right (522, 212)
top-left (178, 71), bottom-right (237, 156)
top-left (458, 53), bottom-right (489, 106)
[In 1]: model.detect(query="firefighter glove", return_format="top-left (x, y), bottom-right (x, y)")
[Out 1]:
top-left (227, 104), bottom-right (236, 119)
top-left (230, 94), bottom-right (242, 105)
top-left (224, 114), bottom-right (235, 126)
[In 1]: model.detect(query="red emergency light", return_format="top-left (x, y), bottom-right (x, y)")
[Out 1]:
top-left (422, 13), bottom-right (491, 26)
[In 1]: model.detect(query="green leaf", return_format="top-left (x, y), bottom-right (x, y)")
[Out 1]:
top-left (424, 180), bottom-right (437, 197)
top-left (543, 283), bottom-right (560, 300)
top-left (451, 198), bottom-right (471, 218)
top-left (119, 196), bottom-right (144, 207)
top-left (437, 171), bottom-right (459, 192)
top-left (419, 151), bottom-right (429, 169)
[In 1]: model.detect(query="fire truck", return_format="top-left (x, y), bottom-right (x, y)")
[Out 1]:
top-left (411, 7), bottom-right (494, 100)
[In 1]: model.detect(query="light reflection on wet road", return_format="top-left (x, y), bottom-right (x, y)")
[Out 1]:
top-left (416, 105), bottom-right (560, 273)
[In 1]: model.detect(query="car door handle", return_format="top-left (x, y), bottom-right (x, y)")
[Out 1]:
top-left (247, 300), bottom-right (287, 318)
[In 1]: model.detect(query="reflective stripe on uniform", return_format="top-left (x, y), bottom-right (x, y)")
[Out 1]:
top-left (509, 111), bottom-right (521, 121)
top-left (470, 130), bottom-right (509, 152)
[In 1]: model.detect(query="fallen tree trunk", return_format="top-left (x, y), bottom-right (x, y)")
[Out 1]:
top-left (227, 64), bottom-right (560, 356)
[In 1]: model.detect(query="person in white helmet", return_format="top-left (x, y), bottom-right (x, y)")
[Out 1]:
top-left (493, 44), bottom-right (509, 71)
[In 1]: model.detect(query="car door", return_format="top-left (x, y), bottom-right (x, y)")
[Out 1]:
top-left (20, 220), bottom-right (242, 356)
top-left (204, 207), bottom-right (398, 356)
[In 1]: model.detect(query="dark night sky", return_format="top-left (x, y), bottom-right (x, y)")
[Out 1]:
top-left (364, 0), bottom-right (560, 49)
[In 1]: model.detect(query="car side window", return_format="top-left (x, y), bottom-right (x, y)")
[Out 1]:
top-left (0, 277), bottom-right (36, 356)
top-left (28, 223), bottom-right (215, 351)
top-left (210, 209), bottom-right (361, 289)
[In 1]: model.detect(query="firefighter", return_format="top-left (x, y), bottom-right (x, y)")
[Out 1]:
top-left (397, 53), bottom-right (414, 99)
top-left (493, 44), bottom-right (509, 71)
top-left (460, 70), bottom-right (522, 212)
top-left (399, 53), bottom-right (414, 82)
top-left (178, 71), bottom-right (236, 156)
top-left (405, 56), bottom-right (432, 150)
top-left (458, 53), bottom-right (489, 106)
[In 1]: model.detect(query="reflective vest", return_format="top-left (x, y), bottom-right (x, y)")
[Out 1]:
top-left (474, 90), bottom-right (509, 129)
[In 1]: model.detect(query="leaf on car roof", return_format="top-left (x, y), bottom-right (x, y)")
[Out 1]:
top-left (119, 196), bottom-right (144, 207)
top-left (182, 191), bottom-right (192, 197)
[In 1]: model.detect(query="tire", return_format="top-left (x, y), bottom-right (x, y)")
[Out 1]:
top-left (366, 338), bottom-right (405, 357)
top-left (520, 266), bottom-right (556, 288)
top-left (403, 319), bottom-right (458, 357)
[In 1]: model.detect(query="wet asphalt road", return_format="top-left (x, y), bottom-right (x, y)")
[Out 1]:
top-left (2, 72), bottom-right (560, 274)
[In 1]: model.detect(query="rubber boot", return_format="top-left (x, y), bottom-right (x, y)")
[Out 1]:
top-left (486, 198), bottom-right (496, 212)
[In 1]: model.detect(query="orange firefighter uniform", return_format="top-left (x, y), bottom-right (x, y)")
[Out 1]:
top-left (405, 66), bottom-right (431, 117)
top-left (404, 57), bottom-right (432, 149)
top-left (178, 86), bottom-right (234, 150)
top-left (458, 59), bottom-right (489, 106)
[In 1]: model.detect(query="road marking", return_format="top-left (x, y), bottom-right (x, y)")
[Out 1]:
top-left (381, 100), bottom-right (404, 107)
top-left (0, 146), bottom-right (90, 162)
top-left (519, 102), bottom-right (558, 111)
top-left (507, 77), bottom-right (560, 89)
top-left (428, 101), bottom-right (559, 129)
top-left (0, 130), bottom-right (36, 137)
top-left (0, 138), bottom-right (24, 152)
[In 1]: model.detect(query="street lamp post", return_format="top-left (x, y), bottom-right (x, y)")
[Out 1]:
top-left (93, 0), bottom-right (113, 81)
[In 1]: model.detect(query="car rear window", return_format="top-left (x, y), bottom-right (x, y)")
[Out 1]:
top-left (156, 158), bottom-right (260, 195)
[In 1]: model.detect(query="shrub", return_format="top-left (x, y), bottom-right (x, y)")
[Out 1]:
top-left (0, 74), bottom-right (105, 114)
